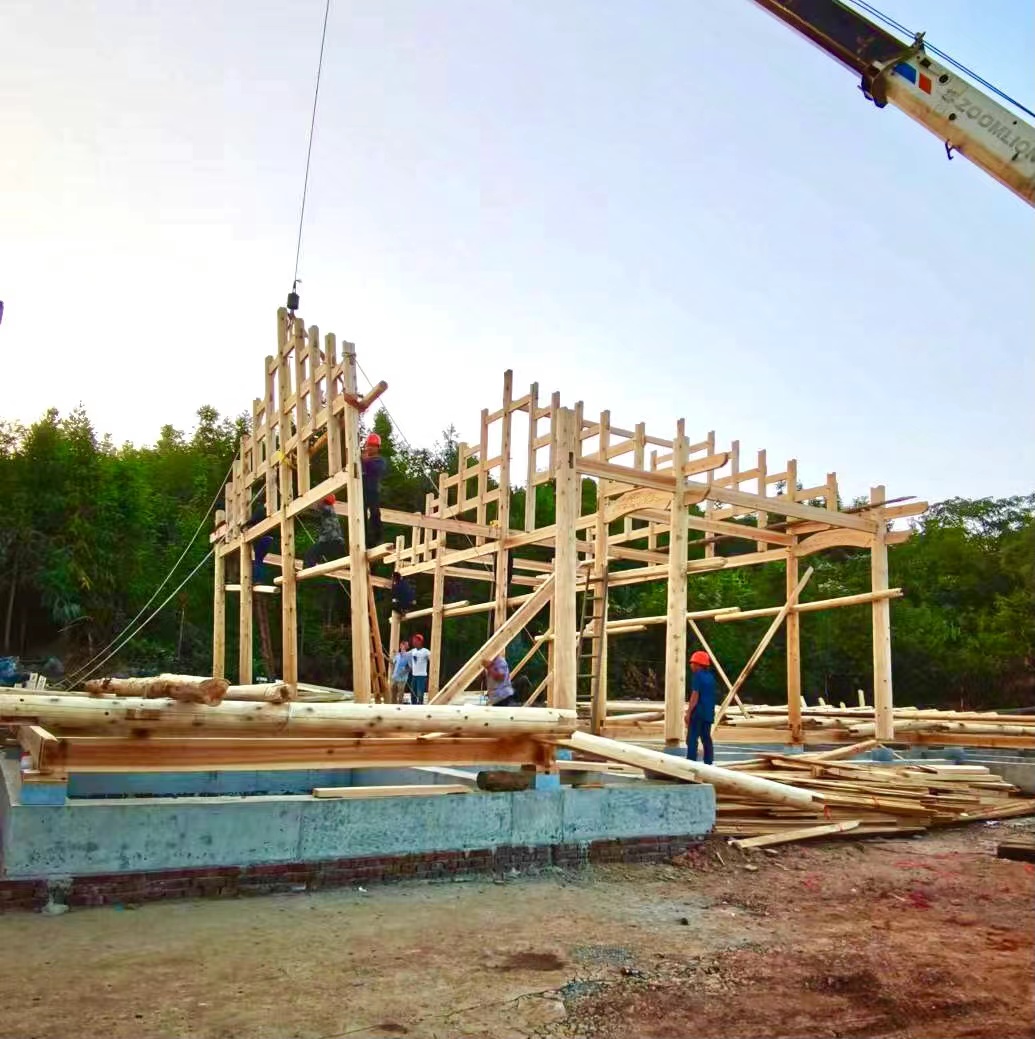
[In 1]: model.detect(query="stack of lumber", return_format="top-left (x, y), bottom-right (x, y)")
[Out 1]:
top-left (715, 743), bottom-right (1035, 846)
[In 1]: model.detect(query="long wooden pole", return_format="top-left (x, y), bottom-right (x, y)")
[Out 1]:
top-left (212, 549), bottom-right (226, 680)
top-left (590, 410), bottom-right (610, 735)
top-left (2, 692), bottom-right (577, 738)
top-left (553, 408), bottom-right (579, 712)
top-left (870, 485), bottom-right (894, 742)
top-left (786, 542), bottom-right (802, 743)
top-left (342, 340), bottom-right (372, 702)
top-left (712, 566), bottom-right (814, 729)
top-left (277, 310), bottom-right (299, 693)
top-left (239, 540), bottom-right (254, 684)
top-left (664, 425), bottom-right (690, 744)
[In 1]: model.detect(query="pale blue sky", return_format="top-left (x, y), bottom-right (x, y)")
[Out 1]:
top-left (2, 0), bottom-right (1032, 506)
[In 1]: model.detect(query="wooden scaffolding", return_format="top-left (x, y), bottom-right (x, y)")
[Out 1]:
top-left (211, 307), bottom-right (927, 746)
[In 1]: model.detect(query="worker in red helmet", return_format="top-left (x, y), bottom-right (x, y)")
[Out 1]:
top-left (684, 649), bottom-right (716, 765)
top-left (408, 632), bottom-right (431, 704)
top-left (362, 431), bottom-right (387, 546)
top-left (304, 493), bottom-right (345, 568)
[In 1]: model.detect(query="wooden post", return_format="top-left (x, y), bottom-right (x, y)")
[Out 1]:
top-left (553, 408), bottom-right (579, 711)
top-left (870, 485), bottom-right (894, 741)
top-left (343, 340), bottom-right (373, 702)
top-left (277, 310), bottom-right (299, 692)
top-left (664, 424), bottom-right (690, 745)
top-left (525, 382), bottom-right (539, 531)
top-left (324, 333), bottom-right (343, 475)
top-left (238, 541), bottom-right (253, 684)
top-left (786, 539), bottom-right (802, 744)
top-left (429, 553), bottom-right (445, 695)
top-left (493, 371), bottom-right (513, 629)
top-left (212, 548), bottom-right (226, 679)
top-left (590, 410), bottom-right (610, 735)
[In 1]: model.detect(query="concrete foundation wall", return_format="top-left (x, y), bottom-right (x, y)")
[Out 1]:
top-left (0, 761), bottom-right (714, 880)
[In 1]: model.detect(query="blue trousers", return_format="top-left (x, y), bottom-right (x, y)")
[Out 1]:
top-left (410, 674), bottom-right (428, 704)
top-left (687, 713), bottom-right (714, 765)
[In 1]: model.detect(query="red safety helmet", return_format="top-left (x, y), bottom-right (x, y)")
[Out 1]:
top-left (690, 650), bottom-right (710, 667)
top-left (323, 494), bottom-right (336, 506)
top-left (411, 633), bottom-right (424, 646)
top-left (365, 432), bottom-right (382, 448)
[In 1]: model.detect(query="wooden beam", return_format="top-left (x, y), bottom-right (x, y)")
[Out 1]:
top-left (786, 543), bottom-right (802, 743)
top-left (553, 409), bottom-right (580, 712)
top-left (694, 481), bottom-right (876, 532)
top-left (342, 340), bottom-right (372, 702)
top-left (664, 427), bottom-right (690, 745)
top-left (714, 588), bottom-right (903, 622)
top-left (212, 548), bottom-right (226, 680)
top-left (871, 486), bottom-right (894, 742)
top-left (430, 575), bottom-right (556, 704)
top-left (277, 310), bottom-right (299, 692)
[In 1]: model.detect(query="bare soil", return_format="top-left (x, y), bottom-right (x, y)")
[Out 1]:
top-left (0, 823), bottom-right (1031, 1039)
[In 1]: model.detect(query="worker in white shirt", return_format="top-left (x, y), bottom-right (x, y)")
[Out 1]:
top-left (408, 633), bottom-right (431, 704)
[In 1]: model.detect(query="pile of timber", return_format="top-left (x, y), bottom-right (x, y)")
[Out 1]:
top-left (559, 733), bottom-right (1035, 849)
top-left (715, 741), bottom-right (1035, 846)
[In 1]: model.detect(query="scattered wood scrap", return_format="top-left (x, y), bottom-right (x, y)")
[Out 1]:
top-left (996, 836), bottom-right (1035, 863)
top-left (714, 748), bottom-right (1035, 843)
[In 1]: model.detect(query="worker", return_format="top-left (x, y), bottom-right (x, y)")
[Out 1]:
top-left (361, 432), bottom-right (387, 546)
top-left (304, 494), bottom-right (345, 568)
top-left (481, 653), bottom-right (517, 707)
top-left (391, 572), bottom-right (416, 614)
top-left (685, 650), bottom-right (716, 765)
top-left (245, 486), bottom-right (275, 584)
top-left (408, 633), bottom-right (431, 704)
top-left (390, 639), bottom-right (411, 704)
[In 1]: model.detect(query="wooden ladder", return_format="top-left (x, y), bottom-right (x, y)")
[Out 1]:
top-left (367, 576), bottom-right (390, 702)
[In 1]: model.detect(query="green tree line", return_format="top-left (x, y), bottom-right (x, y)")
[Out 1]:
top-left (0, 406), bottom-right (1031, 709)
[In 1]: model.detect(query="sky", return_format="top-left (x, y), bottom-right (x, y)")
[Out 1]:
top-left (2, 0), bottom-right (1033, 508)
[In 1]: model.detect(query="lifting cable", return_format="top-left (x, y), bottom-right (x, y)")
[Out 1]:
top-left (60, 451), bottom-right (241, 689)
top-left (848, 0), bottom-right (1035, 119)
top-left (287, 0), bottom-right (333, 312)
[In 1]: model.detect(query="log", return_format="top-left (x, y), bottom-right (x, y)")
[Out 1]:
top-left (0, 692), bottom-right (578, 738)
top-left (223, 683), bottom-right (292, 703)
top-left (558, 731), bottom-right (821, 809)
top-left (82, 674), bottom-right (229, 705)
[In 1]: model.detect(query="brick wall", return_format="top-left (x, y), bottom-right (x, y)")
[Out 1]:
top-left (0, 835), bottom-right (703, 912)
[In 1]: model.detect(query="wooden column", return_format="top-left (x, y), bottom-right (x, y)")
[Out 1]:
top-left (786, 540), bottom-right (802, 744)
top-left (870, 485), bottom-right (894, 741)
top-left (212, 548), bottom-right (226, 679)
top-left (664, 423), bottom-right (690, 745)
top-left (324, 333), bottom-right (343, 474)
top-left (493, 371), bottom-right (513, 629)
top-left (553, 408), bottom-right (579, 711)
top-left (429, 553), bottom-right (445, 695)
top-left (278, 312), bottom-right (299, 691)
top-left (342, 340), bottom-right (373, 702)
top-left (524, 381), bottom-right (539, 531)
top-left (238, 541), bottom-right (254, 685)
top-left (590, 410), bottom-right (610, 734)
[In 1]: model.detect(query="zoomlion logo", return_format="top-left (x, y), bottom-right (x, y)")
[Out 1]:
top-left (895, 62), bottom-right (1035, 161)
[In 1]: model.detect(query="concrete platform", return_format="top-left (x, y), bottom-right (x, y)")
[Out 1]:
top-left (0, 759), bottom-right (714, 882)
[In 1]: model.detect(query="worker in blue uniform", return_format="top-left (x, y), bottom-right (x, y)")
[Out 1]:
top-left (685, 650), bottom-right (716, 765)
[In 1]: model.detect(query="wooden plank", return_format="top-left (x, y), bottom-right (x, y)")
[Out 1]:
top-left (312, 784), bottom-right (472, 799)
top-left (730, 820), bottom-right (862, 849)
top-left (17, 724), bottom-right (59, 771)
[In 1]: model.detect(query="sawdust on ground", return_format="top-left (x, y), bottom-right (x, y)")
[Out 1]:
top-left (0, 823), bottom-right (1031, 1039)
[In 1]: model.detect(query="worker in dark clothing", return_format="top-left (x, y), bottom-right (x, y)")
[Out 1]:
top-left (391, 572), bottom-right (416, 614)
top-left (362, 432), bottom-right (387, 546)
top-left (245, 485), bottom-right (275, 584)
top-left (304, 494), bottom-right (346, 568)
top-left (685, 650), bottom-right (716, 765)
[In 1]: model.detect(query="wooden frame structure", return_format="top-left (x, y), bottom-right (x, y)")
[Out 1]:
top-left (212, 308), bottom-right (926, 746)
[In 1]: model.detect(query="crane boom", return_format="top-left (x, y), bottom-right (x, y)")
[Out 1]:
top-left (751, 0), bottom-right (1035, 206)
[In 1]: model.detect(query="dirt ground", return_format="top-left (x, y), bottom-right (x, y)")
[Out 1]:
top-left (0, 822), bottom-right (1032, 1039)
